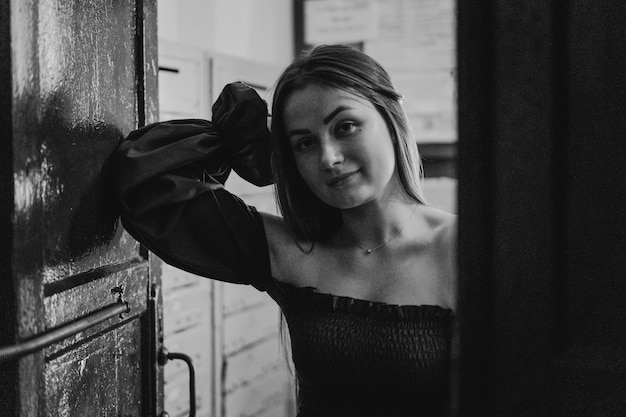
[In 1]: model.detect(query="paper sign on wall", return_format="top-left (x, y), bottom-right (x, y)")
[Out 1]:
top-left (364, 0), bottom-right (456, 143)
top-left (304, 0), bottom-right (378, 44)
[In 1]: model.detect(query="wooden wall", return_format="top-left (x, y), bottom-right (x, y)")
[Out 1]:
top-left (157, 44), bottom-right (294, 417)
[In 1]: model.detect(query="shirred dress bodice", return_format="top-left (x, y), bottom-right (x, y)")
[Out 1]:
top-left (117, 83), bottom-right (454, 417)
top-left (269, 280), bottom-right (453, 416)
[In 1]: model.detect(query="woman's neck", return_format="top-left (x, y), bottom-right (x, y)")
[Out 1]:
top-left (338, 197), bottom-right (420, 251)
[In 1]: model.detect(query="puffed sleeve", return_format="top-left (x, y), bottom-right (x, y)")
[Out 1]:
top-left (117, 82), bottom-right (274, 291)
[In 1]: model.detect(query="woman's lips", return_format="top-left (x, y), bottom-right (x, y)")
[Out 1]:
top-left (327, 170), bottom-right (359, 187)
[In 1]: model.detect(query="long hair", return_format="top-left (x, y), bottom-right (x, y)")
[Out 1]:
top-left (270, 44), bottom-right (425, 243)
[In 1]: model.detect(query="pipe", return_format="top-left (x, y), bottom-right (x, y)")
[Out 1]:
top-left (159, 347), bottom-right (197, 417)
top-left (0, 301), bottom-right (130, 363)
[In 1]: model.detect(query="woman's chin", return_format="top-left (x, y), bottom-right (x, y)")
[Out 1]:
top-left (323, 193), bottom-right (371, 210)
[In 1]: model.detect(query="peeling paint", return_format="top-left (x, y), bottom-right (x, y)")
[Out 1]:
top-left (6, 0), bottom-right (158, 415)
top-left (13, 145), bottom-right (63, 215)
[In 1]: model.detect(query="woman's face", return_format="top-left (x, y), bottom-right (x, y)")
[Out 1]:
top-left (283, 84), bottom-right (398, 209)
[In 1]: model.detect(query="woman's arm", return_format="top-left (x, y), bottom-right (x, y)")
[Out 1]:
top-left (117, 83), bottom-right (274, 291)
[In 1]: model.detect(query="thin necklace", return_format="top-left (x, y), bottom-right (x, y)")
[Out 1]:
top-left (351, 205), bottom-right (418, 255)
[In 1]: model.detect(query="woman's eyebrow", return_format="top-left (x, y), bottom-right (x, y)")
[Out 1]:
top-left (287, 128), bottom-right (311, 138)
top-left (323, 105), bottom-right (351, 125)
top-left (287, 105), bottom-right (354, 138)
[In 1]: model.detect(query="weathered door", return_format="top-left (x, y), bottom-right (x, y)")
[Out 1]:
top-left (0, 1), bottom-right (161, 416)
top-left (456, 1), bottom-right (626, 416)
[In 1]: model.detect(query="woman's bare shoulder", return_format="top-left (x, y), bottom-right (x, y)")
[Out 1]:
top-left (420, 205), bottom-right (457, 268)
top-left (259, 212), bottom-right (295, 253)
top-left (259, 212), bottom-right (313, 282)
top-left (415, 205), bottom-right (458, 308)
top-left (259, 212), bottom-right (288, 238)
top-left (420, 204), bottom-right (457, 242)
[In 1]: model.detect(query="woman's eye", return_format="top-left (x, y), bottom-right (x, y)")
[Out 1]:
top-left (293, 137), bottom-right (316, 153)
top-left (336, 121), bottom-right (357, 136)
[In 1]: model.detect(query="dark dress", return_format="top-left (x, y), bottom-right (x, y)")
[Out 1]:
top-left (117, 83), bottom-right (454, 416)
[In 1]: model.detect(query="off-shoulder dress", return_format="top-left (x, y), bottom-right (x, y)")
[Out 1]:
top-left (117, 83), bottom-right (454, 417)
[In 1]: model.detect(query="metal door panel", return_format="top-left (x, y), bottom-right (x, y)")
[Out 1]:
top-left (43, 263), bottom-right (148, 357)
top-left (1, 0), bottom-right (161, 415)
top-left (44, 321), bottom-right (143, 417)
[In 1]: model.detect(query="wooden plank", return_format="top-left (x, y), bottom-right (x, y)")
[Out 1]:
top-left (224, 338), bottom-right (286, 395)
top-left (222, 282), bottom-right (268, 317)
top-left (223, 302), bottom-right (281, 356)
top-left (224, 367), bottom-right (292, 417)
top-left (162, 283), bottom-right (212, 336)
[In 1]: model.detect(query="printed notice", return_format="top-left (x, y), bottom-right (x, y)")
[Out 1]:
top-left (304, 0), bottom-right (379, 44)
top-left (365, 0), bottom-right (456, 143)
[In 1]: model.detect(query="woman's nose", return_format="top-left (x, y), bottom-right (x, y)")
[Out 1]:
top-left (319, 140), bottom-right (344, 169)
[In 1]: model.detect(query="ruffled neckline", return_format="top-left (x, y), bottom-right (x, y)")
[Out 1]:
top-left (272, 279), bottom-right (454, 322)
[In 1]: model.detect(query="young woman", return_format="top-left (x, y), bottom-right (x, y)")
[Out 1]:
top-left (118, 44), bottom-right (457, 416)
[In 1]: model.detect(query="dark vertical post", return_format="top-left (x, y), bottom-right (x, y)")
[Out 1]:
top-left (456, 0), bottom-right (496, 414)
top-left (457, 0), bottom-right (626, 415)
top-left (555, 1), bottom-right (626, 414)
top-left (457, 1), bottom-right (559, 415)
top-left (0, 0), bottom-right (16, 409)
top-left (136, 1), bottom-right (163, 416)
top-left (293, 0), bottom-right (305, 56)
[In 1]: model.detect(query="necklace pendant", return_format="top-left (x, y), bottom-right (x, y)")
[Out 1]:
top-left (366, 249), bottom-right (372, 254)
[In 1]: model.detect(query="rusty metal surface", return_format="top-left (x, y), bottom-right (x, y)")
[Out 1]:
top-left (43, 262), bottom-right (148, 358)
top-left (10, 0), bottom-right (140, 326)
top-left (12, 0), bottom-right (139, 289)
top-left (3, 0), bottom-right (160, 415)
top-left (44, 260), bottom-right (147, 328)
top-left (44, 321), bottom-right (143, 417)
